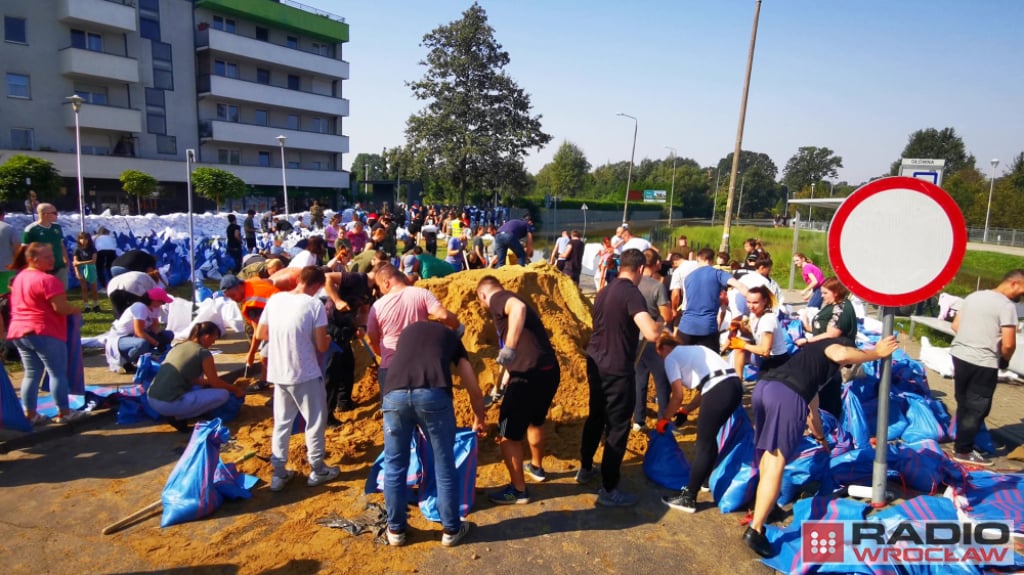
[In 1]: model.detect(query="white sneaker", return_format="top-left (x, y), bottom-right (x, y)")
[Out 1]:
top-left (270, 469), bottom-right (296, 492)
top-left (307, 465), bottom-right (340, 486)
top-left (441, 522), bottom-right (470, 547)
top-left (387, 528), bottom-right (407, 547)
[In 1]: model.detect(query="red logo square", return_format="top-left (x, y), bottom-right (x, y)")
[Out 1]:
top-left (802, 521), bottom-right (845, 564)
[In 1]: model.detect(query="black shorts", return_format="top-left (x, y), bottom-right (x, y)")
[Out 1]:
top-left (498, 364), bottom-right (560, 441)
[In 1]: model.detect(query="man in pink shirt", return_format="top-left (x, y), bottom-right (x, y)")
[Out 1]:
top-left (367, 264), bottom-right (461, 387)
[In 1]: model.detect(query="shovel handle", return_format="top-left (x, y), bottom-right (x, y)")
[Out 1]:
top-left (102, 500), bottom-right (163, 535)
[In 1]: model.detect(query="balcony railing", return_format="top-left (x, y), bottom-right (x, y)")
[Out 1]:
top-left (195, 27), bottom-right (346, 62)
top-left (278, 0), bottom-right (345, 23)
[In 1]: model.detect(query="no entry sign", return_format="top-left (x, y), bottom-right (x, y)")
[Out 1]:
top-left (828, 176), bottom-right (966, 307)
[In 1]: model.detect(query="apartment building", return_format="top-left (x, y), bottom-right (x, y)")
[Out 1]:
top-left (0, 0), bottom-right (349, 214)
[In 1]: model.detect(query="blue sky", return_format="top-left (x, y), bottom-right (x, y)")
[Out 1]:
top-left (308, 0), bottom-right (1022, 184)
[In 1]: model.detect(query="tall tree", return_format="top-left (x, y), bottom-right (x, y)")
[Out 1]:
top-left (535, 141), bottom-right (591, 198)
top-left (405, 3), bottom-right (551, 206)
top-left (715, 150), bottom-right (778, 182)
top-left (191, 167), bottom-right (245, 211)
top-left (1008, 152), bottom-right (1024, 192)
top-left (889, 127), bottom-right (976, 176)
top-left (0, 155), bottom-right (62, 204)
top-left (350, 153), bottom-right (386, 185)
top-left (120, 169), bottom-right (158, 215)
top-left (781, 146), bottom-right (844, 193)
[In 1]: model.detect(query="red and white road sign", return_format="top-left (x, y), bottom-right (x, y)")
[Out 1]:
top-left (828, 176), bottom-right (966, 307)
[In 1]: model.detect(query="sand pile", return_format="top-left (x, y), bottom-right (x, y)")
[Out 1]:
top-left (120, 262), bottom-right (693, 574)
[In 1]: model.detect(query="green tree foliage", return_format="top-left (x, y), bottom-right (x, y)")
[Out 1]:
top-left (405, 3), bottom-right (551, 206)
top-left (889, 127), bottom-right (976, 176)
top-left (716, 150), bottom-right (778, 181)
top-left (781, 146), bottom-right (844, 194)
top-left (0, 155), bottom-right (62, 204)
top-left (350, 153), bottom-right (387, 185)
top-left (119, 169), bottom-right (158, 215)
top-left (534, 141), bottom-right (591, 198)
top-left (191, 167), bottom-right (245, 211)
top-left (943, 166), bottom-right (985, 225)
top-left (1009, 152), bottom-right (1024, 192)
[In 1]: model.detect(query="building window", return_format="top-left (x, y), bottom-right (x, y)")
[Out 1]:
top-left (74, 86), bottom-right (108, 105)
top-left (82, 145), bottom-right (109, 156)
top-left (156, 135), bottom-right (176, 155)
top-left (287, 74), bottom-right (299, 90)
top-left (312, 42), bottom-right (331, 57)
top-left (10, 128), bottom-right (33, 150)
top-left (216, 103), bottom-right (239, 122)
top-left (153, 69), bottom-right (173, 90)
top-left (218, 149), bottom-right (240, 165)
top-left (287, 161), bottom-right (301, 169)
top-left (255, 27), bottom-right (268, 42)
top-left (71, 30), bottom-right (103, 52)
top-left (152, 41), bottom-right (172, 63)
top-left (256, 68), bottom-right (270, 85)
top-left (147, 113), bottom-right (166, 134)
top-left (311, 161), bottom-right (322, 170)
top-left (140, 17), bottom-right (160, 40)
top-left (258, 151), bottom-right (271, 167)
top-left (311, 117), bottom-right (328, 134)
top-left (214, 60), bottom-right (238, 79)
top-left (4, 16), bottom-right (27, 44)
top-left (287, 114), bottom-right (299, 130)
top-left (139, 0), bottom-right (160, 13)
top-left (212, 16), bottom-right (235, 33)
top-left (6, 73), bottom-right (29, 98)
top-left (286, 36), bottom-right (298, 49)
top-left (254, 109), bottom-right (268, 126)
top-left (145, 87), bottom-right (164, 108)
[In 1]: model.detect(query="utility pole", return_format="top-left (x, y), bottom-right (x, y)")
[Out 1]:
top-left (719, 0), bottom-right (762, 254)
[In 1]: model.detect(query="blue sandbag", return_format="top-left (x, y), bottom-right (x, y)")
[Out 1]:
top-left (643, 426), bottom-right (691, 490)
top-left (762, 496), bottom-right (872, 575)
top-left (900, 392), bottom-right (949, 444)
top-left (0, 368), bottom-right (32, 432)
top-left (887, 439), bottom-right (967, 494)
top-left (161, 418), bottom-right (256, 527)
top-left (709, 406), bottom-right (758, 513)
top-left (416, 428), bottom-right (478, 522)
top-left (778, 436), bottom-right (833, 506)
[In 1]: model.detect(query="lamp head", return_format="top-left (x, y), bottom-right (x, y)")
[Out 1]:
top-left (66, 94), bottom-right (84, 112)
top-left (276, 135), bottom-right (287, 146)
top-left (185, 149), bottom-right (196, 162)
top-left (991, 158), bottom-right (1000, 169)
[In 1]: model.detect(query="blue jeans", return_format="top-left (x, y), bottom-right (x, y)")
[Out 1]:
top-left (381, 388), bottom-right (460, 533)
top-left (118, 330), bottom-right (174, 365)
top-left (493, 232), bottom-right (526, 268)
top-left (14, 334), bottom-right (69, 412)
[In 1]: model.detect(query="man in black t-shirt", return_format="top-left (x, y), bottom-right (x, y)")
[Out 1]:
top-left (379, 321), bottom-right (485, 548)
top-left (742, 335), bottom-right (898, 558)
top-left (323, 270), bottom-right (377, 419)
top-left (226, 214), bottom-right (243, 273)
top-left (577, 248), bottom-right (662, 507)
top-left (110, 249), bottom-right (157, 278)
top-left (562, 229), bottom-right (585, 286)
top-left (476, 276), bottom-right (560, 504)
top-left (243, 209), bottom-right (257, 252)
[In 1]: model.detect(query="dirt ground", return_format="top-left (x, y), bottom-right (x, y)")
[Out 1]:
top-left (1, 265), bottom-right (1021, 575)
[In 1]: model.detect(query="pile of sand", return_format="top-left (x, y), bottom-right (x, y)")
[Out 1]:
top-left (121, 262), bottom-right (692, 573)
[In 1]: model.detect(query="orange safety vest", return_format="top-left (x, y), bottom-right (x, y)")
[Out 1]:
top-left (239, 279), bottom-right (279, 325)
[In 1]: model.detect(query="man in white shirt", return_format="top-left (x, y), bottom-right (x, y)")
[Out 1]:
top-left (729, 258), bottom-right (784, 318)
top-left (617, 225), bottom-right (652, 254)
top-left (256, 266), bottom-right (340, 491)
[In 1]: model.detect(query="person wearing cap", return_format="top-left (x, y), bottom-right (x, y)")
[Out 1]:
top-left (221, 274), bottom-right (280, 383)
top-left (107, 286), bottom-right (174, 372)
top-left (492, 216), bottom-right (534, 268)
top-left (106, 270), bottom-right (158, 319)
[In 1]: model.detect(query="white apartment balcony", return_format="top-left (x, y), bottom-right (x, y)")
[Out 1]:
top-left (58, 0), bottom-right (137, 33)
top-left (226, 165), bottom-right (349, 189)
top-left (199, 29), bottom-right (349, 80)
top-left (201, 120), bottom-right (349, 153)
top-left (199, 75), bottom-right (348, 117)
top-left (60, 47), bottom-right (140, 84)
top-left (64, 103), bottom-right (143, 133)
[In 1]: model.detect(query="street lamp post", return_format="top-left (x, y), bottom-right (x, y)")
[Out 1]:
top-left (185, 149), bottom-right (197, 308)
top-left (617, 113), bottom-right (637, 224)
top-left (66, 95), bottom-right (86, 231)
top-left (665, 146), bottom-right (677, 228)
top-left (809, 182), bottom-right (816, 227)
top-left (711, 164), bottom-right (722, 226)
top-left (276, 135), bottom-right (289, 216)
top-left (737, 173), bottom-right (746, 220)
top-left (983, 159), bottom-right (1000, 243)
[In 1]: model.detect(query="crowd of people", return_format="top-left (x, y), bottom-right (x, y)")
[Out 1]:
top-left (4, 198), bottom-right (1021, 556)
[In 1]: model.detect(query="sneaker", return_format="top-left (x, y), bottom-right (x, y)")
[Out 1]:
top-left (387, 528), bottom-right (406, 547)
top-left (118, 364), bottom-right (137, 375)
top-left (487, 484), bottom-right (529, 505)
top-left (575, 465), bottom-right (600, 484)
top-left (168, 418), bottom-right (191, 433)
top-left (524, 462), bottom-right (547, 482)
top-left (597, 487), bottom-right (638, 507)
top-left (441, 522), bottom-right (470, 547)
top-left (54, 410), bottom-right (87, 424)
top-left (662, 488), bottom-right (697, 513)
top-left (270, 469), bottom-right (296, 492)
top-left (953, 450), bottom-right (994, 467)
top-left (742, 525), bottom-right (774, 557)
top-left (307, 465), bottom-right (341, 486)
top-left (27, 413), bottom-right (49, 426)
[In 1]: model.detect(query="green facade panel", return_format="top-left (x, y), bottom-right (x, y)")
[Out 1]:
top-left (196, 0), bottom-right (349, 43)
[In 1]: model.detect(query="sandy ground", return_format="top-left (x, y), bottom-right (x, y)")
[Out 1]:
top-left (1, 269), bottom-right (1022, 575)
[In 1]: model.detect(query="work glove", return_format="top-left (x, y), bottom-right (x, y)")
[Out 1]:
top-left (496, 347), bottom-right (517, 366)
top-left (655, 419), bottom-right (671, 434)
top-left (728, 337), bottom-right (746, 351)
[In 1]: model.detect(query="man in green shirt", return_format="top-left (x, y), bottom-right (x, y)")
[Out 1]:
top-left (416, 251), bottom-right (455, 280)
top-left (22, 203), bottom-right (68, 287)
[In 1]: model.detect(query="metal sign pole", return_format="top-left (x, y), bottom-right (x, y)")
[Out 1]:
top-left (871, 307), bottom-right (895, 507)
